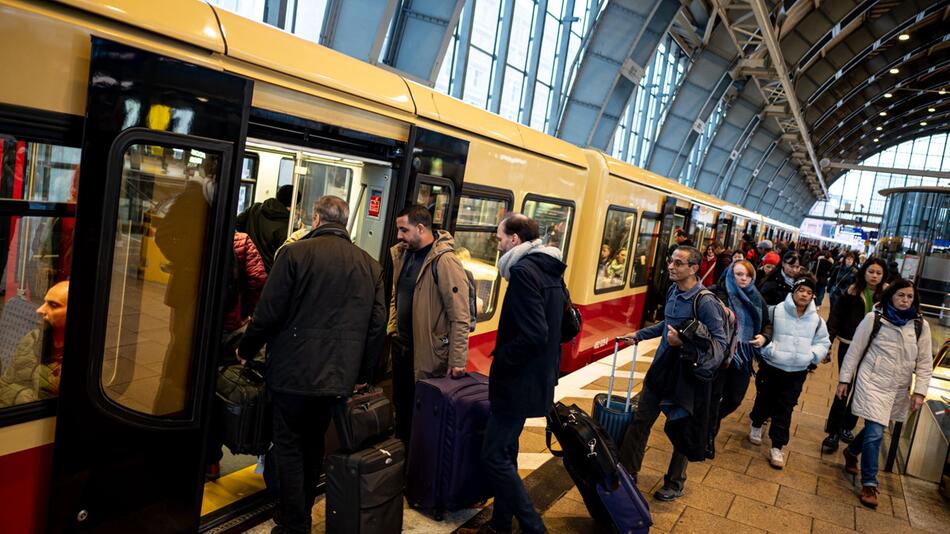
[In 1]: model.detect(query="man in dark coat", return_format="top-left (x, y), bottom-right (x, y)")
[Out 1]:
top-left (236, 184), bottom-right (299, 272)
top-left (461, 214), bottom-right (565, 534)
top-left (238, 196), bottom-right (387, 534)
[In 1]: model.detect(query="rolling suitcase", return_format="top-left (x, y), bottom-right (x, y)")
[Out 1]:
top-left (592, 338), bottom-right (640, 446)
top-left (325, 437), bottom-right (405, 534)
top-left (405, 373), bottom-right (492, 519)
top-left (594, 463), bottom-right (652, 534)
top-left (215, 362), bottom-right (270, 455)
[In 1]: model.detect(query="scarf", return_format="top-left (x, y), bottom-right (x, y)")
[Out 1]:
top-left (496, 239), bottom-right (562, 280)
top-left (724, 268), bottom-right (764, 375)
top-left (883, 301), bottom-right (917, 326)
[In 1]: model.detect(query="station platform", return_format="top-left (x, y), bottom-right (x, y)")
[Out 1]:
top-left (243, 304), bottom-right (949, 534)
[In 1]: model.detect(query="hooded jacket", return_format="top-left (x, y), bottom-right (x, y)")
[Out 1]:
top-left (490, 244), bottom-right (566, 418)
top-left (388, 230), bottom-right (471, 380)
top-left (236, 197), bottom-right (292, 272)
top-left (839, 310), bottom-right (932, 425)
top-left (760, 294), bottom-right (831, 372)
top-left (223, 232), bottom-right (268, 333)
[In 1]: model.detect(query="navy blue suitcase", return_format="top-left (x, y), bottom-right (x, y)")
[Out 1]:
top-left (595, 463), bottom-right (652, 533)
top-left (592, 339), bottom-right (639, 446)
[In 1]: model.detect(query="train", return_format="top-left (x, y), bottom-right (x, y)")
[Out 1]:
top-left (0, 1), bottom-right (802, 532)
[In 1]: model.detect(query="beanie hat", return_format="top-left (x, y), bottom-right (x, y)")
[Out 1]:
top-left (276, 184), bottom-right (295, 207)
top-left (762, 252), bottom-right (781, 266)
top-left (757, 240), bottom-right (773, 250)
top-left (793, 276), bottom-right (816, 293)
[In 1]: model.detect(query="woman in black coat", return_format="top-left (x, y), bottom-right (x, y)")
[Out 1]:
top-left (706, 259), bottom-right (772, 458)
top-left (821, 257), bottom-right (887, 452)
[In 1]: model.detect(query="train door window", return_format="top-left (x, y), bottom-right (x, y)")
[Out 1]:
top-left (595, 207), bottom-right (637, 293)
top-left (454, 188), bottom-right (512, 321)
top-left (236, 154), bottom-right (258, 214)
top-left (523, 195), bottom-right (574, 257)
top-left (294, 158), bottom-right (354, 231)
top-left (0, 134), bottom-right (79, 415)
top-left (277, 156), bottom-right (294, 188)
top-left (632, 215), bottom-right (660, 288)
top-left (671, 213), bottom-right (686, 245)
top-left (100, 141), bottom-right (221, 418)
top-left (413, 177), bottom-right (454, 229)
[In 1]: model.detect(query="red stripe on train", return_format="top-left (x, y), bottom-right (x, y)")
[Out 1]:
top-left (0, 443), bottom-right (52, 534)
top-left (465, 292), bottom-right (645, 375)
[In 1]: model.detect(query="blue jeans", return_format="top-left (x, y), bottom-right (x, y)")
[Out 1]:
top-left (483, 413), bottom-right (545, 534)
top-left (847, 420), bottom-right (885, 487)
top-left (815, 285), bottom-right (827, 306)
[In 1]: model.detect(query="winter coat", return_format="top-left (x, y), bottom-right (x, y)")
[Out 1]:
top-left (759, 270), bottom-right (794, 305)
top-left (388, 230), bottom-right (471, 380)
top-left (827, 287), bottom-right (874, 343)
top-left (236, 197), bottom-right (292, 272)
top-left (490, 251), bottom-right (566, 418)
top-left (814, 255), bottom-right (833, 284)
top-left (699, 255), bottom-right (718, 286)
top-left (223, 232), bottom-right (268, 332)
top-left (828, 265), bottom-right (856, 294)
top-left (239, 223), bottom-right (387, 396)
top-left (0, 329), bottom-right (61, 406)
top-left (839, 312), bottom-right (933, 425)
top-left (760, 294), bottom-right (831, 372)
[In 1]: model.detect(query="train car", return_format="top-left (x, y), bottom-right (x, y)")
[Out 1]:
top-left (0, 1), bottom-right (801, 532)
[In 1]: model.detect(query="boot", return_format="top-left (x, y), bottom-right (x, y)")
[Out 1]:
top-left (859, 486), bottom-right (879, 509)
top-left (821, 433), bottom-right (840, 453)
top-left (842, 447), bottom-right (859, 475)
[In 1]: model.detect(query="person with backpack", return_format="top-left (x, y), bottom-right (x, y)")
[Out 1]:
top-left (387, 204), bottom-right (472, 442)
top-left (748, 275), bottom-right (831, 469)
top-left (619, 246), bottom-right (728, 502)
top-left (706, 260), bottom-right (772, 458)
top-left (836, 279), bottom-right (932, 509)
top-left (821, 257), bottom-right (887, 452)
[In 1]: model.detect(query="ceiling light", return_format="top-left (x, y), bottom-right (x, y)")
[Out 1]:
top-left (940, 89), bottom-right (947, 95)
top-left (920, 121), bottom-right (927, 126)
top-left (873, 138), bottom-right (879, 142)
top-left (876, 126), bottom-right (883, 131)
top-left (884, 93), bottom-right (893, 98)
top-left (898, 34), bottom-right (910, 41)
top-left (928, 107), bottom-right (936, 112)
top-left (879, 111), bottom-right (887, 116)
top-left (889, 68), bottom-right (900, 74)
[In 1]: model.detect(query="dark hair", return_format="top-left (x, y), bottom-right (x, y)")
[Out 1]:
top-left (674, 228), bottom-right (688, 239)
top-left (879, 278), bottom-right (920, 313)
top-left (500, 213), bottom-right (540, 242)
top-left (782, 251), bottom-right (800, 265)
top-left (276, 184), bottom-right (298, 207)
top-left (674, 245), bottom-right (702, 267)
top-left (397, 204), bottom-right (433, 230)
top-left (851, 257), bottom-right (888, 301)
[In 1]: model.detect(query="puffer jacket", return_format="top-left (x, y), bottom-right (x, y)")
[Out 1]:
top-left (760, 294), bottom-right (831, 372)
top-left (388, 230), bottom-right (471, 380)
top-left (223, 232), bottom-right (268, 332)
top-left (236, 197), bottom-right (292, 272)
top-left (839, 311), bottom-right (933, 425)
top-left (0, 329), bottom-right (41, 407)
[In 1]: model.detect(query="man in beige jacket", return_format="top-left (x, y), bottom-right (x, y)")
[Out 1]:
top-left (388, 204), bottom-right (471, 441)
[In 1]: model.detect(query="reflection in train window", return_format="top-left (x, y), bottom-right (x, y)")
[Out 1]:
top-left (295, 160), bottom-right (353, 226)
top-left (523, 196), bottom-right (574, 257)
top-left (415, 182), bottom-right (452, 228)
top-left (101, 143), bottom-right (220, 418)
top-left (595, 207), bottom-right (636, 292)
top-left (454, 193), bottom-right (510, 321)
top-left (237, 154), bottom-right (258, 214)
top-left (632, 217), bottom-right (659, 287)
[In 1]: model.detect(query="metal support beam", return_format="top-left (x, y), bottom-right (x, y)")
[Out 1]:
top-left (547, 0), bottom-right (577, 135)
top-left (520, 0), bottom-right (549, 125)
top-left (450, 0), bottom-right (475, 99)
top-left (820, 161), bottom-right (950, 180)
top-left (488, 0), bottom-right (518, 114)
top-left (383, 0), bottom-right (465, 85)
top-left (322, 0), bottom-right (398, 63)
top-left (748, 0), bottom-right (828, 198)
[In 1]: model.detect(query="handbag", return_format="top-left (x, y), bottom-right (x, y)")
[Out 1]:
top-left (560, 283), bottom-right (583, 343)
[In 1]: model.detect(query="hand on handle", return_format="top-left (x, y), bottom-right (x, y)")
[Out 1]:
top-left (617, 333), bottom-right (638, 344)
top-left (835, 383), bottom-right (848, 400)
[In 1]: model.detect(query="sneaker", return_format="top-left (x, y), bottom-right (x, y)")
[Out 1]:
top-left (842, 447), bottom-right (859, 475)
top-left (769, 447), bottom-right (785, 469)
top-left (654, 485), bottom-right (684, 502)
top-left (859, 486), bottom-right (879, 509)
top-left (822, 433), bottom-right (840, 453)
top-left (840, 429), bottom-right (855, 443)
top-left (748, 425), bottom-right (763, 445)
top-left (205, 462), bottom-right (221, 481)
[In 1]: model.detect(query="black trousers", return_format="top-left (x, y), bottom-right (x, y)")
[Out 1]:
top-left (619, 386), bottom-right (688, 491)
top-left (824, 341), bottom-right (858, 435)
top-left (391, 339), bottom-right (416, 443)
top-left (270, 392), bottom-right (336, 534)
top-left (749, 362), bottom-right (807, 449)
top-left (709, 365), bottom-right (751, 444)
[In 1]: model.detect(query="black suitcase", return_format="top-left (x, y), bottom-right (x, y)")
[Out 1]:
top-left (215, 363), bottom-right (270, 455)
top-left (325, 437), bottom-right (405, 534)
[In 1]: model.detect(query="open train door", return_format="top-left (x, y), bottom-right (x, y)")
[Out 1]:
top-left (395, 127), bottom-right (469, 235)
top-left (48, 38), bottom-right (251, 532)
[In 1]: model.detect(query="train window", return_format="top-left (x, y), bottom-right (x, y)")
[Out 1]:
top-left (101, 142), bottom-right (221, 418)
top-left (295, 159), bottom-right (353, 229)
top-left (454, 190), bottom-right (511, 321)
top-left (523, 195), bottom-right (574, 257)
top-left (236, 154), bottom-right (258, 214)
top-left (277, 156), bottom-right (294, 188)
top-left (0, 135), bottom-right (78, 413)
top-left (632, 216), bottom-right (660, 288)
top-left (595, 207), bottom-right (636, 293)
top-left (415, 180), bottom-right (453, 229)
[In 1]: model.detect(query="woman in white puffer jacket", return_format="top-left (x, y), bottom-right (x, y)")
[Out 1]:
top-left (836, 279), bottom-right (932, 510)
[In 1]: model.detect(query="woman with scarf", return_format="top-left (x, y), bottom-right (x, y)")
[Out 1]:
top-left (705, 259), bottom-right (772, 458)
top-left (821, 257), bottom-right (887, 452)
top-left (836, 279), bottom-right (932, 509)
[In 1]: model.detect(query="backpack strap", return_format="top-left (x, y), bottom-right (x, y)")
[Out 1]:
top-left (845, 311), bottom-right (883, 406)
top-left (913, 316), bottom-right (923, 340)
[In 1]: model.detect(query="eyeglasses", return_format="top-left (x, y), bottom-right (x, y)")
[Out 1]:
top-left (666, 257), bottom-right (692, 268)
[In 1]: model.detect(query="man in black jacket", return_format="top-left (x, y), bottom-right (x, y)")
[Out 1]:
top-left (236, 184), bottom-right (300, 272)
top-left (238, 196), bottom-right (387, 534)
top-left (461, 214), bottom-right (564, 534)
top-left (759, 251), bottom-right (801, 305)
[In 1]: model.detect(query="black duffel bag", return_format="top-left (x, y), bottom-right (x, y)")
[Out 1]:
top-left (327, 385), bottom-right (395, 454)
top-left (545, 401), bottom-right (620, 489)
top-left (216, 361), bottom-right (271, 456)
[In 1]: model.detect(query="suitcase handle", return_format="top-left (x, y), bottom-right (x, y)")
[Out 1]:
top-left (607, 338), bottom-right (638, 414)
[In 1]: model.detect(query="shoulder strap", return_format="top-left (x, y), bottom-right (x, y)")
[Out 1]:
top-left (914, 317), bottom-right (923, 340)
top-left (692, 289), bottom-right (716, 319)
top-left (846, 311), bottom-right (883, 407)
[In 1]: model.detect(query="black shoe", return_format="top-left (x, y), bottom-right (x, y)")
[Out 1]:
top-left (822, 433), bottom-right (840, 453)
top-left (654, 485), bottom-right (683, 502)
top-left (705, 442), bottom-right (716, 460)
top-left (840, 429), bottom-right (855, 443)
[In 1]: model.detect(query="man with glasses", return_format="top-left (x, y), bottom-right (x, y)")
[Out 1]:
top-left (618, 246), bottom-right (728, 502)
top-left (760, 251), bottom-right (802, 305)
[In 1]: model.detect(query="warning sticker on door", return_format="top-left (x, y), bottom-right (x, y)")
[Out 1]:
top-left (367, 188), bottom-right (383, 219)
